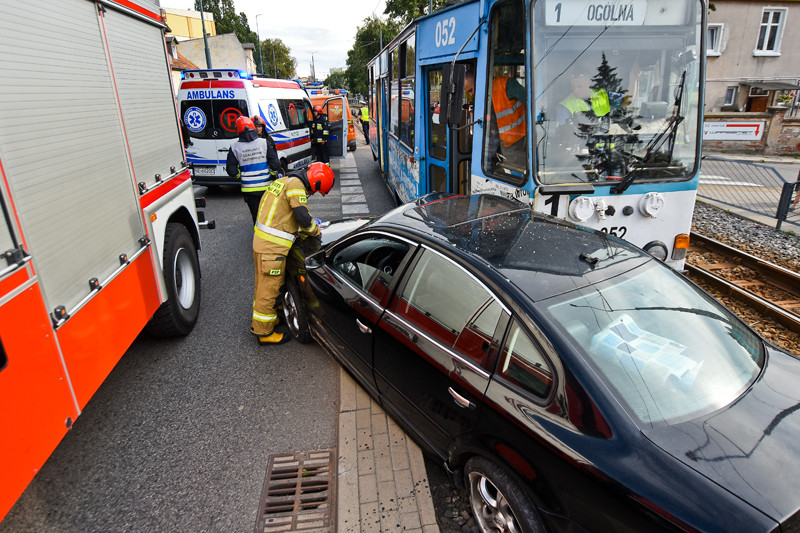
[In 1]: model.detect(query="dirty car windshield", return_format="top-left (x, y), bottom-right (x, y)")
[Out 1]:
top-left (532, 0), bottom-right (703, 185)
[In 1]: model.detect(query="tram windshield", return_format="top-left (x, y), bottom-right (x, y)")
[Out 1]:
top-left (533, 0), bottom-right (703, 186)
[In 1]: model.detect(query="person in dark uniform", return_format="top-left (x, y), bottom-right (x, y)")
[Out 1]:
top-left (312, 105), bottom-right (330, 164)
top-left (226, 116), bottom-right (281, 224)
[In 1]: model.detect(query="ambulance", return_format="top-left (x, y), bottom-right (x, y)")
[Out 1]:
top-left (178, 71), bottom-right (314, 185)
top-left (0, 0), bottom-right (210, 521)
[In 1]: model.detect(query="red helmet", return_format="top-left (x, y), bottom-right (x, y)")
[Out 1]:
top-left (306, 162), bottom-right (335, 196)
top-left (314, 105), bottom-right (324, 114)
top-left (235, 116), bottom-right (255, 134)
top-left (251, 115), bottom-right (266, 128)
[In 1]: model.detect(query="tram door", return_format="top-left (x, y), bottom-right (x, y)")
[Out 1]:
top-left (426, 61), bottom-right (475, 195)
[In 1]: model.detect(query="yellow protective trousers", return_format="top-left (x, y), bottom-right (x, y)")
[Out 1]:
top-left (251, 251), bottom-right (287, 336)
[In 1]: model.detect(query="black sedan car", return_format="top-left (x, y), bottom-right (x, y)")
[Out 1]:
top-left (282, 193), bottom-right (800, 532)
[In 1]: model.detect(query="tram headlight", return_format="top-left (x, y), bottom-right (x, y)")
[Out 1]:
top-left (643, 240), bottom-right (669, 261)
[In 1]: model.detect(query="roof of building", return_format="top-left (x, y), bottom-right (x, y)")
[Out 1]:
top-left (171, 52), bottom-right (198, 72)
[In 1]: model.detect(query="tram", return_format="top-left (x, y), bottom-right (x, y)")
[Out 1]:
top-left (366, 0), bottom-right (706, 269)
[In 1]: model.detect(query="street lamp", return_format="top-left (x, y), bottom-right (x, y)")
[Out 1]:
top-left (198, 0), bottom-right (212, 68)
top-left (255, 14), bottom-right (265, 75)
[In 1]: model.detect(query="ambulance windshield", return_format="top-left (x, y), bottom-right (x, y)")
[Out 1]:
top-left (532, 0), bottom-right (703, 186)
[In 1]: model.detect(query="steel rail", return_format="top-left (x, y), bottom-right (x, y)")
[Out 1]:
top-left (687, 232), bottom-right (800, 334)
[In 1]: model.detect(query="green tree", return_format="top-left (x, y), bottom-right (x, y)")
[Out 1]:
top-left (194, 0), bottom-right (257, 45)
top-left (325, 71), bottom-right (348, 90)
top-left (384, 0), bottom-right (449, 25)
top-left (345, 16), bottom-right (402, 96)
top-left (260, 38), bottom-right (297, 78)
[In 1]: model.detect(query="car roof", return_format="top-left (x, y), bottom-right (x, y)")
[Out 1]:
top-left (373, 194), bottom-right (652, 301)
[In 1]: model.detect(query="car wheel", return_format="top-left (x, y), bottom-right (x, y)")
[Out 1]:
top-left (282, 277), bottom-right (312, 343)
top-left (465, 456), bottom-right (545, 533)
top-left (146, 223), bottom-right (201, 337)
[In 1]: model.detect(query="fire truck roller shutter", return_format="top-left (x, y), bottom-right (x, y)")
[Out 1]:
top-left (102, 6), bottom-right (185, 191)
top-left (0, 0), bottom-right (146, 315)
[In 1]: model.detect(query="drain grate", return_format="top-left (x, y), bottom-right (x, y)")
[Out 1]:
top-left (254, 449), bottom-right (337, 533)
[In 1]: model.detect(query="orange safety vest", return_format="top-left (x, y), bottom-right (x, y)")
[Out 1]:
top-left (492, 77), bottom-right (526, 148)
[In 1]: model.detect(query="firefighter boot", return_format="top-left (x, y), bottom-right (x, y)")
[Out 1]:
top-left (257, 330), bottom-right (291, 345)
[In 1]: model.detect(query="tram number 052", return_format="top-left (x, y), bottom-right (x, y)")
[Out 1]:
top-left (600, 226), bottom-right (628, 238)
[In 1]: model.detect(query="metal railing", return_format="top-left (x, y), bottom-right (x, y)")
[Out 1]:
top-left (699, 155), bottom-right (800, 231)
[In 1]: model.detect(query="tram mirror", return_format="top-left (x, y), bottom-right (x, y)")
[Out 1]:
top-left (440, 63), bottom-right (466, 127)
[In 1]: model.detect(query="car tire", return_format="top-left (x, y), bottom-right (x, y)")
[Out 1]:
top-left (282, 277), bottom-right (312, 343)
top-left (465, 456), bottom-right (545, 533)
top-left (146, 223), bottom-right (201, 337)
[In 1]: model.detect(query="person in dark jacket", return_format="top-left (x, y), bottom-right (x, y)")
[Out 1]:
top-left (311, 105), bottom-right (330, 164)
top-left (226, 116), bottom-right (281, 224)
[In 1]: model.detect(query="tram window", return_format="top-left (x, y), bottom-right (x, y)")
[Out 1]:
top-left (482, 0), bottom-right (528, 186)
top-left (428, 69), bottom-right (446, 160)
top-left (400, 36), bottom-right (415, 150)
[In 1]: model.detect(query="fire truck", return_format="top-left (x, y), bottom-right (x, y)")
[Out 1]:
top-left (0, 0), bottom-right (212, 520)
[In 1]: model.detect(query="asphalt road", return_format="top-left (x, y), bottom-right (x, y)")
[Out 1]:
top-left (1, 140), bottom-right (395, 532)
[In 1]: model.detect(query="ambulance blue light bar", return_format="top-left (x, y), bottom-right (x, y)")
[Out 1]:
top-left (181, 69), bottom-right (252, 80)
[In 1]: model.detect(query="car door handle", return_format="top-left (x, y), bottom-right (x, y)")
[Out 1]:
top-left (356, 319), bottom-right (371, 334)
top-left (218, 148), bottom-right (229, 152)
top-left (448, 387), bottom-right (475, 410)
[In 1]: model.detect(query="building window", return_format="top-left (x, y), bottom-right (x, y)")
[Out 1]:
top-left (754, 8), bottom-right (786, 55)
top-left (724, 86), bottom-right (737, 106)
top-left (707, 23), bottom-right (723, 56)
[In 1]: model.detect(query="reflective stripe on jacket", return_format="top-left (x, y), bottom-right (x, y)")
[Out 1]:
top-left (492, 77), bottom-right (526, 148)
top-left (230, 137), bottom-right (273, 192)
top-left (253, 176), bottom-right (318, 254)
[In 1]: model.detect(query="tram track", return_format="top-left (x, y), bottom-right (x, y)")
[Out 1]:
top-left (686, 232), bottom-right (800, 337)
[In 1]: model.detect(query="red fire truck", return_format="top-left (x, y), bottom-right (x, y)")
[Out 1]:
top-left (0, 0), bottom-right (212, 520)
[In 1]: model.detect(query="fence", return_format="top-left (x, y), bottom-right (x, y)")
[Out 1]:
top-left (699, 155), bottom-right (800, 232)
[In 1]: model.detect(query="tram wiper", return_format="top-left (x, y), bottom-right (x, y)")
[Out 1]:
top-left (611, 71), bottom-right (686, 195)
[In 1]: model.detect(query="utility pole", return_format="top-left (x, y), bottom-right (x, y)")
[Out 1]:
top-left (198, 0), bottom-right (212, 68)
top-left (255, 14), bottom-right (265, 75)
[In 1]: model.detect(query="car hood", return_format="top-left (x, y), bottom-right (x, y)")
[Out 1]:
top-left (319, 218), bottom-right (371, 245)
top-left (643, 345), bottom-right (800, 523)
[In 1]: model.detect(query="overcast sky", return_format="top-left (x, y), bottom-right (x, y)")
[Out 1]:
top-left (163, 0), bottom-right (387, 79)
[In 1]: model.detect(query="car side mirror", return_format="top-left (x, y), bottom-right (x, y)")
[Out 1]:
top-left (440, 63), bottom-right (466, 127)
top-left (305, 250), bottom-right (326, 270)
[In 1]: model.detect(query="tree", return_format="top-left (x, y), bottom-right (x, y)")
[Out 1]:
top-left (325, 72), bottom-right (348, 90)
top-left (345, 16), bottom-right (402, 96)
top-left (194, 0), bottom-right (257, 45)
top-left (259, 38), bottom-right (297, 78)
top-left (384, 0), bottom-right (449, 25)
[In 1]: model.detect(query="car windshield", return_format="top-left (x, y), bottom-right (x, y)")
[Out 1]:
top-left (539, 261), bottom-right (763, 425)
top-left (532, 0), bottom-right (703, 185)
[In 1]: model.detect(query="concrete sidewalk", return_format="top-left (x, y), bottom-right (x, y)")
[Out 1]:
top-left (337, 368), bottom-right (439, 532)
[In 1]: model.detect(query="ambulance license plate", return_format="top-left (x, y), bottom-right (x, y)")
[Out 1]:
top-left (193, 166), bottom-right (216, 176)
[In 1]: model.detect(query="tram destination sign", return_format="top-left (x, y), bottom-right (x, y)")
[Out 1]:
top-left (546, 0), bottom-right (647, 26)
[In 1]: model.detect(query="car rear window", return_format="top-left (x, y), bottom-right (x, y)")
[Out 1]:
top-left (180, 99), bottom-right (248, 140)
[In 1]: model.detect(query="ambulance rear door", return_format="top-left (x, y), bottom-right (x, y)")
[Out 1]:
top-left (179, 76), bottom-right (249, 185)
top-left (322, 96), bottom-right (347, 158)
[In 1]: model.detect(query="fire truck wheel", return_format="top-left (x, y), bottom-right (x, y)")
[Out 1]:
top-left (146, 223), bottom-right (201, 337)
top-left (282, 278), bottom-right (312, 343)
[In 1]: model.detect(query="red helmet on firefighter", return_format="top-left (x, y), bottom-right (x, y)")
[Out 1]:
top-left (306, 162), bottom-right (335, 196)
top-left (251, 115), bottom-right (266, 128)
top-left (235, 116), bottom-right (255, 134)
top-left (314, 105), bottom-right (324, 114)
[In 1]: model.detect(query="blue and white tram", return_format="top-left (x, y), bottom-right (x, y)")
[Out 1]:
top-left (366, 0), bottom-right (706, 269)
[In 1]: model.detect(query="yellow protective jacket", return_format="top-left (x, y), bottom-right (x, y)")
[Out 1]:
top-left (253, 176), bottom-right (319, 255)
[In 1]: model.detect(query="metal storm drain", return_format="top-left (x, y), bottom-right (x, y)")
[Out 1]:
top-left (254, 449), bottom-right (337, 533)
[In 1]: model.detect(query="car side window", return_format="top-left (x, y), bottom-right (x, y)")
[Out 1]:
top-left (499, 320), bottom-right (553, 397)
top-left (330, 236), bottom-right (410, 305)
top-left (397, 248), bottom-right (499, 351)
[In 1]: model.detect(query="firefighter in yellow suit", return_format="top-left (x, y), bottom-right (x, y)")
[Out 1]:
top-left (251, 162), bottom-right (335, 345)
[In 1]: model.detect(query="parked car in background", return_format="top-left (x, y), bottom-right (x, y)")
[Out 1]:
top-left (282, 193), bottom-right (800, 533)
top-left (310, 94), bottom-right (356, 153)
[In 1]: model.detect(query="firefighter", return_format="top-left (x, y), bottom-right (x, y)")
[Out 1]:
top-left (251, 162), bottom-right (335, 345)
top-left (226, 116), bottom-right (281, 224)
top-left (311, 105), bottom-right (330, 164)
top-left (359, 101), bottom-right (370, 144)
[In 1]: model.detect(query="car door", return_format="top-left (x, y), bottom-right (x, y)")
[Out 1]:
top-left (322, 96), bottom-right (346, 158)
top-left (305, 232), bottom-right (415, 395)
top-left (373, 246), bottom-right (507, 455)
